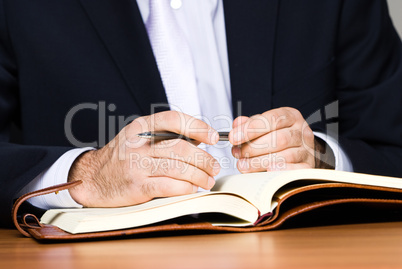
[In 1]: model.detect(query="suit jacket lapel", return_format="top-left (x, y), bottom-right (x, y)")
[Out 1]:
top-left (223, 0), bottom-right (279, 117)
top-left (78, 0), bottom-right (168, 115)
top-left (78, 0), bottom-right (279, 117)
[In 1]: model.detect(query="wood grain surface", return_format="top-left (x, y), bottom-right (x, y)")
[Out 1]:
top-left (2, 222), bottom-right (402, 269)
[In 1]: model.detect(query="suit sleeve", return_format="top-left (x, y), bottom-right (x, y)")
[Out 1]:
top-left (0, 0), bottom-right (72, 227)
top-left (335, 0), bottom-right (402, 177)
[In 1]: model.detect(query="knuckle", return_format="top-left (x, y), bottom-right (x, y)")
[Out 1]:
top-left (303, 126), bottom-right (315, 141)
top-left (190, 169), bottom-right (205, 186)
top-left (206, 156), bottom-right (217, 172)
top-left (281, 107), bottom-right (300, 122)
top-left (247, 114), bottom-right (267, 130)
top-left (205, 152), bottom-right (216, 164)
top-left (297, 148), bottom-right (309, 162)
top-left (271, 110), bottom-right (282, 120)
top-left (290, 129), bottom-right (303, 145)
top-left (182, 183), bottom-right (196, 195)
top-left (141, 180), bottom-right (158, 199)
top-left (269, 110), bottom-right (288, 128)
top-left (188, 167), bottom-right (199, 183)
top-left (285, 107), bottom-right (301, 118)
top-left (136, 115), bottom-right (152, 131)
top-left (269, 108), bottom-right (284, 120)
top-left (195, 150), bottom-right (214, 171)
top-left (153, 159), bottom-right (170, 177)
top-left (152, 113), bottom-right (165, 130)
top-left (246, 117), bottom-right (259, 130)
top-left (166, 111), bottom-right (179, 122)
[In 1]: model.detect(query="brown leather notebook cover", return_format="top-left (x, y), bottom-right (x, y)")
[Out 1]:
top-left (12, 180), bottom-right (402, 242)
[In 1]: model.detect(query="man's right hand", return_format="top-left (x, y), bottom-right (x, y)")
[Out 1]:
top-left (67, 111), bottom-right (221, 208)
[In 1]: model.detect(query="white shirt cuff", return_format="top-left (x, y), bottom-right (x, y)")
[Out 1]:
top-left (313, 132), bottom-right (353, 172)
top-left (17, 147), bottom-right (95, 209)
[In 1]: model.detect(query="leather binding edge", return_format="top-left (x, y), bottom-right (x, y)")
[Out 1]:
top-left (12, 181), bottom-right (402, 241)
top-left (12, 180), bottom-right (82, 237)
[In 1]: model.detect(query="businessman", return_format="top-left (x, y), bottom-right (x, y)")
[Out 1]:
top-left (1, 0), bottom-right (401, 227)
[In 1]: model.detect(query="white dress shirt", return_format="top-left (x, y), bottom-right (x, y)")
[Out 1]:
top-left (18, 0), bottom-right (353, 209)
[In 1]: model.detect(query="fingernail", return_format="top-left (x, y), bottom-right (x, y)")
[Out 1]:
top-left (233, 131), bottom-right (244, 143)
top-left (239, 159), bottom-right (249, 171)
top-left (209, 129), bottom-right (219, 144)
top-left (213, 161), bottom-right (221, 175)
top-left (193, 185), bottom-right (199, 193)
top-left (232, 146), bottom-right (241, 159)
top-left (208, 177), bottom-right (216, 189)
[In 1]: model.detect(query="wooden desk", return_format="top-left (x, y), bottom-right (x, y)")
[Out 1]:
top-left (1, 222), bottom-right (402, 269)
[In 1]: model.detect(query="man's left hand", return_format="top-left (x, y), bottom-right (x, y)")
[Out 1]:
top-left (229, 107), bottom-right (325, 173)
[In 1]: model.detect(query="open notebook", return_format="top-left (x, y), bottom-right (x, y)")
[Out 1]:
top-left (13, 169), bottom-right (402, 241)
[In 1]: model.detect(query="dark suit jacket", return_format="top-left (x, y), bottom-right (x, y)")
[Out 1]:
top-left (1, 0), bottom-right (401, 227)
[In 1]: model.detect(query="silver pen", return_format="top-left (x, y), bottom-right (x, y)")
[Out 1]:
top-left (137, 131), bottom-right (229, 142)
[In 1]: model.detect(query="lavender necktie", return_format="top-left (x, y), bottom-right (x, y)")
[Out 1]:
top-left (146, 0), bottom-right (201, 118)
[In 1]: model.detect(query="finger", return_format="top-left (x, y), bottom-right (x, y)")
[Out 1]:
top-left (232, 116), bottom-right (250, 129)
top-left (148, 158), bottom-right (215, 190)
top-left (233, 128), bottom-right (304, 158)
top-left (148, 139), bottom-right (221, 176)
top-left (236, 148), bottom-right (313, 173)
top-left (135, 111), bottom-right (219, 145)
top-left (230, 107), bottom-right (301, 146)
top-left (139, 177), bottom-right (198, 201)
